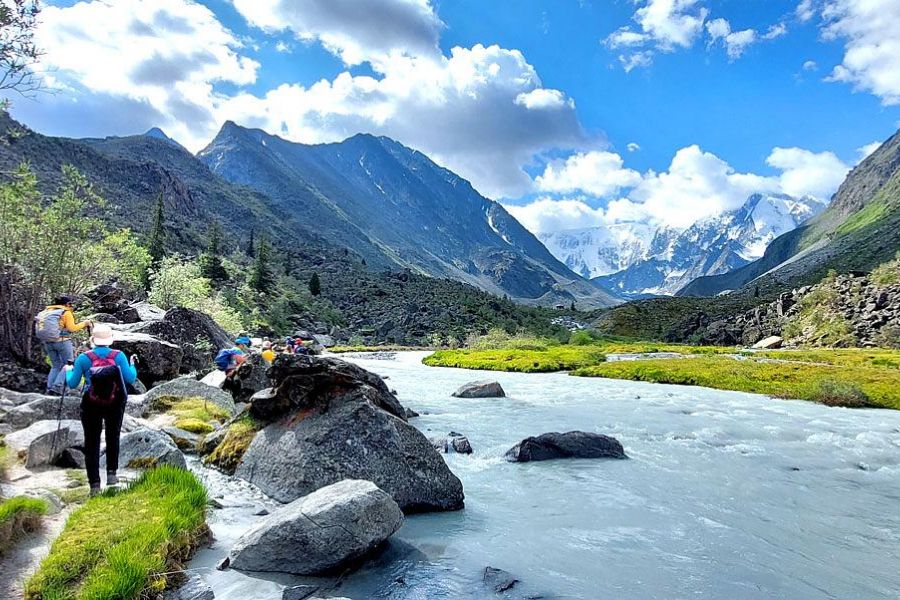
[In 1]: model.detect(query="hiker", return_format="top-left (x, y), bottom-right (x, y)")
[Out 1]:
top-left (214, 337), bottom-right (249, 376)
top-left (260, 340), bottom-right (276, 363)
top-left (34, 295), bottom-right (92, 394)
top-left (63, 324), bottom-right (137, 496)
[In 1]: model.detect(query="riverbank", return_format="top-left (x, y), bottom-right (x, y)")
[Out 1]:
top-left (424, 345), bottom-right (900, 408)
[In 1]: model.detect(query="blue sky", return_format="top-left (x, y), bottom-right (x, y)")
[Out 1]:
top-left (11, 0), bottom-right (900, 232)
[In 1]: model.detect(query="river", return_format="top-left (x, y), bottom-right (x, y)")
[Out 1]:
top-left (191, 351), bottom-right (900, 599)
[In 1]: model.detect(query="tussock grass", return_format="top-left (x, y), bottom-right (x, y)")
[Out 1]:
top-left (750, 348), bottom-right (900, 370)
top-left (424, 346), bottom-right (607, 373)
top-left (151, 397), bottom-right (229, 434)
top-left (0, 496), bottom-right (48, 554)
top-left (202, 415), bottom-right (261, 475)
top-left (572, 356), bottom-right (900, 409)
top-left (25, 466), bottom-right (207, 600)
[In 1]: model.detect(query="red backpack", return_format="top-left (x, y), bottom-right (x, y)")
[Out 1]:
top-left (84, 350), bottom-right (125, 407)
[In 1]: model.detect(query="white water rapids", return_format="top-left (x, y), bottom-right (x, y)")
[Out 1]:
top-left (188, 351), bottom-right (900, 599)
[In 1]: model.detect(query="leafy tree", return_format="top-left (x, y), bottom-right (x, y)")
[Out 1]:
top-left (0, 1), bottom-right (42, 98)
top-left (198, 221), bottom-right (228, 285)
top-left (249, 237), bottom-right (273, 293)
top-left (147, 193), bottom-right (166, 270)
top-left (0, 165), bottom-right (149, 361)
top-left (246, 228), bottom-right (255, 258)
top-left (308, 272), bottom-right (321, 296)
top-left (148, 256), bottom-right (243, 333)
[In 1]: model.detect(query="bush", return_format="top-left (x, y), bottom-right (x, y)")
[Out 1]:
top-left (148, 256), bottom-right (244, 333)
top-left (569, 330), bottom-right (595, 346)
top-left (814, 379), bottom-right (871, 408)
top-left (25, 467), bottom-right (207, 600)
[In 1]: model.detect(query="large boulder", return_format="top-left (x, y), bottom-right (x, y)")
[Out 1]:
top-left (128, 308), bottom-right (232, 374)
top-left (84, 283), bottom-right (130, 314)
top-left (752, 335), bottom-right (784, 349)
top-left (4, 419), bottom-right (83, 468)
top-left (110, 330), bottom-right (183, 386)
top-left (200, 369), bottom-right (226, 389)
top-left (1, 392), bottom-right (146, 430)
top-left (234, 355), bottom-right (463, 513)
top-left (103, 427), bottom-right (186, 470)
top-left (228, 479), bottom-right (403, 575)
top-left (452, 380), bottom-right (506, 398)
top-left (0, 361), bottom-right (48, 393)
top-left (131, 302), bottom-right (166, 321)
top-left (222, 354), bottom-right (272, 405)
top-left (505, 431), bottom-right (627, 462)
top-left (145, 376), bottom-right (236, 415)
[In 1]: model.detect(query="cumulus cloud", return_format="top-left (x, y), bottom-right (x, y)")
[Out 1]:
top-left (231, 0), bottom-right (442, 67)
top-left (504, 198), bottom-right (607, 234)
top-left (627, 142), bottom-right (641, 152)
top-left (857, 141), bottom-right (882, 162)
top-left (535, 151), bottom-right (642, 198)
top-left (605, 0), bottom-right (708, 70)
top-left (766, 147), bottom-right (849, 200)
top-left (803, 60), bottom-right (818, 71)
top-left (797, 0), bottom-right (817, 22)
top-left (705, 18), bottom-right (757, 59)
top-left (820, 0), bottom-right (900, 106)
top-left (763, 23), bottom-right (788, 40)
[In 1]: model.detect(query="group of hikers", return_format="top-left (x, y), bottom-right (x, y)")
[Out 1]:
top-left (33, 295), bottom-right (322, 496)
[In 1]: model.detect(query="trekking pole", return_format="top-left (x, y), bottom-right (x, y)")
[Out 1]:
top-left (49, 360), bottom-right (73, 464)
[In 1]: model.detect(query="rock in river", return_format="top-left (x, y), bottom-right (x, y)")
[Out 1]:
top-left (431, 431), bottom-right (473, 454)
top-left (505, 431), bottom-right (626, 462)
top-left (234, 354), bottom-right (464, 513)
top-left (103, 427), bottom-right (186, 470)
top-left (452, 380), bottom-right (506, 398)
top-left (229, 479), bottom-right (403, 575)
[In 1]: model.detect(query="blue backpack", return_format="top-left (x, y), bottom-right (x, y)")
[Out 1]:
top-left (214, 348), bottom-right (242, 371)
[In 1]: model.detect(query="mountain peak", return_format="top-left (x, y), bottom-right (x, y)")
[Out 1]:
top-left (143, 127), bottom-right (170, 141)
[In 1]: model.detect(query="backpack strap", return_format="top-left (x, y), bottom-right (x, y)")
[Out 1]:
top-left (107, 349), bottom-right (120, 360)
top-left (85, 350), bottom-right (99, 363)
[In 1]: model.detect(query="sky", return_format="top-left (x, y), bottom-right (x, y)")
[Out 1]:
top-left (9, 0), bottom-right (900, 234)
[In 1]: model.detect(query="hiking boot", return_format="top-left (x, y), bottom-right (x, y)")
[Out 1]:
top-left (89, 485), bottom-right (101, 497)
top-left (106, 471), bottom-right (119, 486)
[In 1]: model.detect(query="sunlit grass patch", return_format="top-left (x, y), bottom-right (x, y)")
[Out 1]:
top-left (150, 396), bottom-right (229, 433)
top-left (424, 346), bottom-right (607, 373)
top-left (749, 348), bottom-right (900, 370)
top-left (202, 415), bottom-right (261, 475)
top-left (572, 355), bottom-right (900, 409)
top-left (0, 496), bottom-right (48, 554)
top-left (25, 466), bottom-right (207, 600)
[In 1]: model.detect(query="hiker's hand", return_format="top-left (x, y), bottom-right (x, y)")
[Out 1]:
top-left (63, 364), bottom-right (74, 373)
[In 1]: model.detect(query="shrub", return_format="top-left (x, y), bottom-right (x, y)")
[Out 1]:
top-left (148, 256), bottom-right (244, 333)
top-left (814, 379), bottom-right (871, 408)
top-left (25, 467), bottom-right (207, 600)
top-left (569, 330), bottom-right (595, 346)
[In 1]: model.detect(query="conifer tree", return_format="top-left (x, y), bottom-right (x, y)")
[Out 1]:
top-left (246, 228), bottom-right (255, 258)
top-left (309, 272), bottom-right (321, 296)
top-left (249, 237), bottom-right (273, 293)
top-left (199, 220), bottom-right (228, 285)
top-left (145, 192), bottom-right (166, 288)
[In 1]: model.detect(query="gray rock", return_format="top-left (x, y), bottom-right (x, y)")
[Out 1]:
top-left (128, 307), bottom-right (232, 374)
top-left (235, 357), bottom-right (463, 513)
top-left (131, 301), bottom-right (166, 321)
top-left (145, 376), bottom-right (236, 415)
top-left (223, 354), bottom-right (271, 405)
top-left (163, 573), bottom-right (215, 600)
top-left (200, 369), bottom-right (227, 389)
top-left (505, 431), bottom-right (627, 462)
top-left (483, 566), bottom-right (519, 593)
top-left (752, 335), bottom-right (784, 349)
top-left (198, 426), bottom-right (228, 456)
top-left (0, 388), bottom-right (57, 407)
top-left (282, 585), bottom-right (319, 600)
top-left (4, 419), bottom-right (84, 468)
top-left (229, 479), bottom-right (403, 575)
top-left (452, 380), bottom-right (506, 398)
top-left (104, 427), bottom-right (186, 470)
top-left (1, 393), bottom-right (146, 429)
top-left (431, 432), bottom-right (473, 454)
top-left (161, 426), bottom-right (201, 452)
top-left (109, 330), bottom-right (183, 386)
top-left (25, 489), bottom-right (63, 514)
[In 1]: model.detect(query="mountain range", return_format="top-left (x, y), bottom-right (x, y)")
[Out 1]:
top-left (540, 193), bottom-right (825, 297)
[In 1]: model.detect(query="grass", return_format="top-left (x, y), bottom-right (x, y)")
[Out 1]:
top-left (51, 487), bottom-right (91, 506)
top-left (835, 199), bottom-right (890, 236)
top-left (0, 496), bottom-right (49, 554)
top-left (0, 440), bottom-right (11, 481)
top-left (871, 251), bottom-right (900, 286)
top-left (150, 397), bottom-right (230, 434)
top-left (749, 348), bottom-right (900, 370)
top-left (202, 415), bottom-right (261, 475)
top-left (25, 466), bottom-right (207, 600)
top-left (424, 345), bottom-right (608, 373)
top-left (572, 355), bottom-right (900, 409)
top-left (329, 345), bottom-right (430, 353)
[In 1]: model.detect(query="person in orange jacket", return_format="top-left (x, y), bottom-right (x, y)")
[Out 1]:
top-left (34, 295), bottom-right (92, 394)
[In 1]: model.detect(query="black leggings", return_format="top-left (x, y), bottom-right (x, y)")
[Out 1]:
top-left (81, 402), bottom-right (125, 487)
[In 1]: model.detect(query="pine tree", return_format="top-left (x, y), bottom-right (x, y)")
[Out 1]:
top-left (199, 220), bottom-right (228, 285)
top-left (145, 193), bottom-right (166, 288)
top-left (309, 272), bottom-right (321, 296)
top-left (249, 237), bottom-right (273, 293)
top-left (570, 300), bottom-right (576, 311)
top-left (246, 228), bottom-right (255, 258)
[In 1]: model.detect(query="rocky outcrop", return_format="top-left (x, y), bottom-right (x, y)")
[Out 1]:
top-left (452, 380), bottom-right (506, 398)
top-left (228, 479), bottom-right (403, 575)
top-left (222, 354), bottom-right (271, 405)
top-left (430, 432), bottom-right (473, 454)
top-left (1, 390), bottom-right (147, 430)
top-left (4, 419), bottom-right (83, 468)
top-left (0, 361), bottom-right (48, 393)
top-left (145, 376), bottom-right (236, 414)
top-left (233, 354), bottom-right (464, 513)
top-left (127, 308), bottom-right (231, 373)
top-left (110, 330), bottom-right (183, 386)
top-left (505, 431), bottom-right (627, 462)
top-left (104, 427), bottom-right (186, 470)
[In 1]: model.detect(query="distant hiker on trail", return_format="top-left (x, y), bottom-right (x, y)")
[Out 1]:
top-left (214, 337), bottom-right (249, 376)
top-left (35, 295), bottom-right (93, 395)
top-left (261, 340), bottom-right (275, 363)
top-left (63, 324), bottom-right (137, 496)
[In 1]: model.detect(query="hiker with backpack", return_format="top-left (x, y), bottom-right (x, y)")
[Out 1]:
top-left (34, 295), bottom-right (93, 394)
top-left (63, 324), bottom-right (137, 496)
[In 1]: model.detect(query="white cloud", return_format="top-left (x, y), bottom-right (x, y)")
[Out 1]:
top-left (504, 198), bottom-right (607, 234)
top-left (766, 147), bottom-right (849, 200)
top-left (274, 40), bottom-right (292, 53)
top-left (763, 23), bottom-right (788, 40)
top-left (803, 60), bottom-right (818, 71)
top-left (535, 151), bottom-right (642, 198)
top-left (515, 88), bottom-right (573, 110)
top-left (857, 141), bottom-right (882, 162)
top-left (820, 0), bottom-right (900, 106)
top-left (231, 0), bottom-right (442, 68)
top-left (705, 18), bottom-right (757, 59)
top-left (627, 142), bottom-right (641, 152)
top-left (797, 0), bottom-right (817, 22)
top-left (605, 0), bottom-right (708, 71)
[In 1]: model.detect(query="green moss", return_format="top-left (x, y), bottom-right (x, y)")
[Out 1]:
top-left (51, 487), bottom-right (91, 506)
top-left (424, 346), bottom-right (607, 373)
top-left (203, 416), bottom-right (261, 475)
top-left (151, 397), bottom-right (229, 433)
top-left (25, 466), bottom-right (207, 600)
top-left (173, 418), bottom-right (214, 435)
top-left (126, 457), bottom-right (159, 469)
top-left (572, 356), bottom-right (900, 409)
top-left (0, 496), bottom-right (49, 554)
top-left (65, 469), bottom-right (88, 487)
top-left (752, 348), bottom-right (900, 369)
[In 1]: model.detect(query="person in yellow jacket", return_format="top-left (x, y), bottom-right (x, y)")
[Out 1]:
top-left (34, 295), bottom-right (92, 394)
top-left (260, 340), bottom-right (276, 363)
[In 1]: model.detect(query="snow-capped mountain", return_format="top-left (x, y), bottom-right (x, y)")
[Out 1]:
top-left (541, 193), bottom-right (826, 298)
